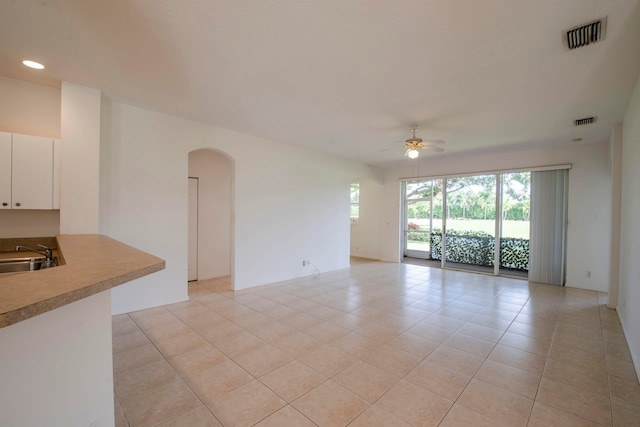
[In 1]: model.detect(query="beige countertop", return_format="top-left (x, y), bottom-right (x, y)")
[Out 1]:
top-left (0, 234), bottom-right (165, 328)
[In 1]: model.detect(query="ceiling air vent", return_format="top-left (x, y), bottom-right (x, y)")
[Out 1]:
top-left (575, 116), bottom-right (596, 126)
top-left (564, 17), bottom-right (607, 51)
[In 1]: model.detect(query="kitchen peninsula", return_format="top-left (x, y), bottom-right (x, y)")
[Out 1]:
top-left (0, 234), bottom-right (165, 427)
top-left (0, 234), bottom-right (165, 327)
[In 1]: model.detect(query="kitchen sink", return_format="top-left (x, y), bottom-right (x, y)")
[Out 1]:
top-left (0, 257), bottom-right (59, 274)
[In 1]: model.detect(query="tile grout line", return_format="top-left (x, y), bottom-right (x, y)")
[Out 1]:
top-left (114, 268), bottom-right (636, 426)
top-left (122, 308), bottom-right (230, 426)
top-left (431, 282), bottom-right (531, 426)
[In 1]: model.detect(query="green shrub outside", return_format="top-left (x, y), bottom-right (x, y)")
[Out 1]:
top-left (426, 229), bottom-right (529, 271)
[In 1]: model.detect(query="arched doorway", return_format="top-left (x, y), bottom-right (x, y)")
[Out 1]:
top-left (188, 149), bottom-right (234, 287)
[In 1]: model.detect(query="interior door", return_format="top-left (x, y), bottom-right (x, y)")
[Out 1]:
top-left (188, 177), bottom-right (198, 281)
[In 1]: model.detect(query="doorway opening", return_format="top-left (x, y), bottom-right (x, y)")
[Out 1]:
top-left (188, 177), bottom-right (199, 281)
top-left (188, 149), bottom-right (234, 287)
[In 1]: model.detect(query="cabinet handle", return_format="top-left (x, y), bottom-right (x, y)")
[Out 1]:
top-left (15, 202), bottom-right (21, 207)
top-left (2, 202), bottom-right (7, 206)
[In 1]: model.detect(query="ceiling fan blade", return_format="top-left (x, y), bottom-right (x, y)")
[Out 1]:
top-left (379, 146), bottom-right (404, 152)
top-left (422, 145), bottom-right (445, 152)
top-left (424, 139), bottom-right (445, 145)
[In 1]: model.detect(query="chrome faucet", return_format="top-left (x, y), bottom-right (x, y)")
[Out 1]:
top-left (16, 244), bottom-right (53, 262)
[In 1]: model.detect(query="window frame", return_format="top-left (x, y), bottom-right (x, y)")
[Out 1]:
top-left (350, 182), bottom-right (360, 225)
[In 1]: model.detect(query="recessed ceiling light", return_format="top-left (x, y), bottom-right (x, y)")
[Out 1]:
top-left (22, 60), bottom-right (45, 70)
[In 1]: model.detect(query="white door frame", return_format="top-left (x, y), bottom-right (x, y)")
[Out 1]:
top-left (188, 177), bottom-right (199, 281)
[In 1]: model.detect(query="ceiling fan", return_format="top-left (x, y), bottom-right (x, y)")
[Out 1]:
top-left (382, 126), bottom-right (445, 159)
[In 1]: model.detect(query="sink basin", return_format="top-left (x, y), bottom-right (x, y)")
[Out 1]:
top-left (0, 257), bottom-right (58, 274)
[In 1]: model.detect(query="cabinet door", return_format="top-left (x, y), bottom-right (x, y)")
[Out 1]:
top-left (0, 133), bottom-right (11, 209)
top-left (11, 134), bottom-right (54, 209)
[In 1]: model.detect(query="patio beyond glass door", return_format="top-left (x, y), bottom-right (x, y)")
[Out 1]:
top-left (499, 172), bottom-right (531, 278)
top-left (403, 180), bottom-right (442, 259)
top-left (443, 175), bottom-right (497, 273)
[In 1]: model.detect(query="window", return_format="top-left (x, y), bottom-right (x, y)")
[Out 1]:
top-left (350, 182), bottom-right (359, 224)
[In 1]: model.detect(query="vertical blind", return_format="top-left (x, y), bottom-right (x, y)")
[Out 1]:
top-left (529, 169), bottom-right (568, 285)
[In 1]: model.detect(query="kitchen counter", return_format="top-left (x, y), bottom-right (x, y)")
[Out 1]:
top-left (0, 234), bottom-right (165, 328)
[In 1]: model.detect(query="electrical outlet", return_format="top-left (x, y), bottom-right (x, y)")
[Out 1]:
top-left (302, 260), bottom-right (306, 267)
top-left (586, 271), bottom-right (592, 278)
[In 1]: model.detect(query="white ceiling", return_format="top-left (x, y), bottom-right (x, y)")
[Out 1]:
top-left (1, 0), bottom-right (639, 166)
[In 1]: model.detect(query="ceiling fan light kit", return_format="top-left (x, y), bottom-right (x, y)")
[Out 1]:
top-left (407, 148), bottom-right (420, 159)
top-left (379, 125), bottom-right (445, 159)
top-left (402, 126), bottom-right (445, 159)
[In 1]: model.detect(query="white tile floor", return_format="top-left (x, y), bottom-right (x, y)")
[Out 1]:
top-left (113, 259), bottom-right (640, 426)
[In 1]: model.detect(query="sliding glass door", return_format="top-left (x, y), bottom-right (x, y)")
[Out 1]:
top-left (499, 173), bottom-right (531, 278)
top-left (402, 170), bottom-right (555, 281)
top-left (403, 180), bottom-right (442, 259)
top-left (443, 175), bottom-right (496, 273)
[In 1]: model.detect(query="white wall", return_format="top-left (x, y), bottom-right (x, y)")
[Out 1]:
top-left (0, 210), bottom-right (60, 237)
top-left (0, 76), bottom-right (60, 237)
top-left (100, 102), bottom-right (190, 313)
top-left (0, 292), bottom-right (114, 427)
top-left (101, 101), bottom-right (377, 314)
top-left (608, 124), bottom-right (623, 309)
top-left (189, 149), bottom-right (233, 279)
top-left (618, 74), bottom-right (640, 378)
top-left (354, 142), bottom-right (612, 292)
top-left (60, 82), bottom-right (101, 233)
top-left (0, 75), bottom-right (60, 138)
top-left (564, 142), bottom-right (612, 292)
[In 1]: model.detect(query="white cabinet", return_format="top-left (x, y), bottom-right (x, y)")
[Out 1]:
top-left (0, 132), bottom-right (59, 210)
top-left (0, 133), bottom-right (11, 208)
top-left (12, 134), bottom-right (54, 210)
